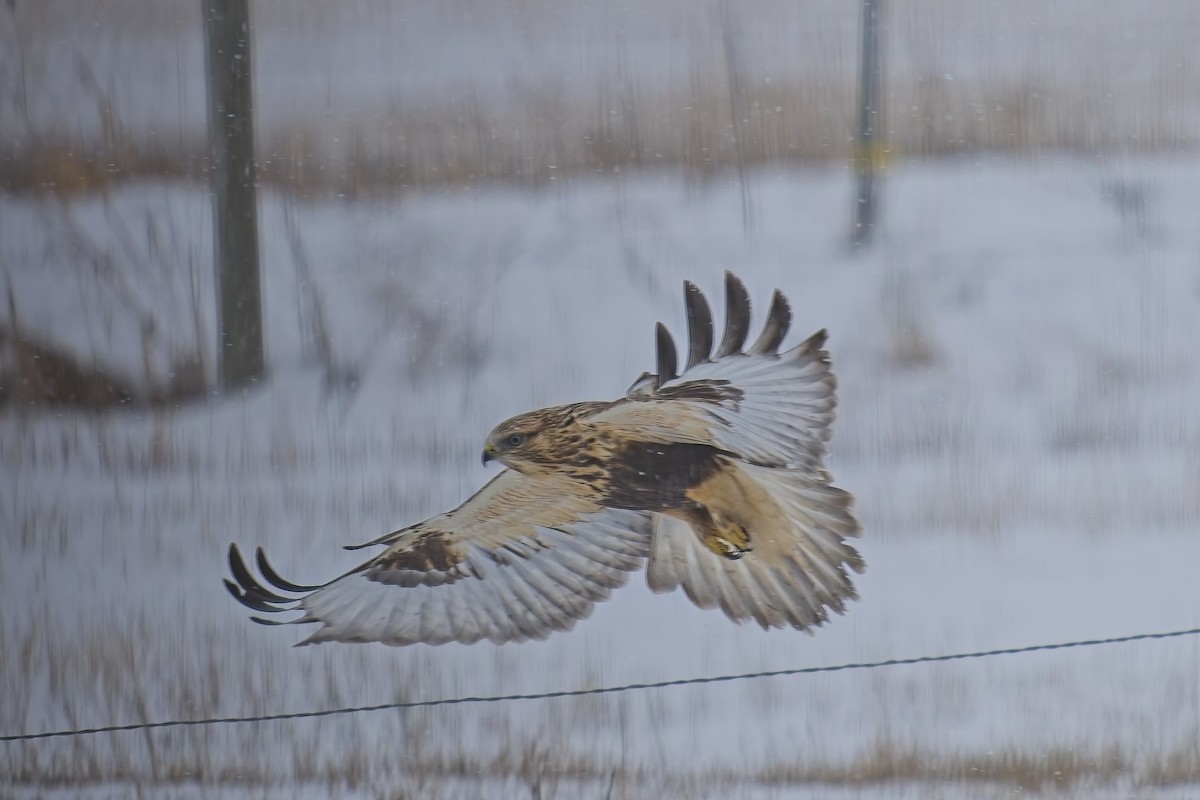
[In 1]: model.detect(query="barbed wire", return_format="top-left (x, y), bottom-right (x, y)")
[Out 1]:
top-left (3, 625), bottom-right (1197, 743)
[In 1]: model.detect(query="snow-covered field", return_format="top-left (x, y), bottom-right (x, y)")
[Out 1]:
top-left (2, 154), bottom-right (1199, 797)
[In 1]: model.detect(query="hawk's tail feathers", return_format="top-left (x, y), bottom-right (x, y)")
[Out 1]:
top-left (646, 464), bottom-right (862, 632)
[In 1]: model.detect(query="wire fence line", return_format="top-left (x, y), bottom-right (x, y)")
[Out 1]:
top-left (3, 626), bottom-right (1198, 744)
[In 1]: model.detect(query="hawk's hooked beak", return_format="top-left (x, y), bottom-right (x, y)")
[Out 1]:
top-left (482, 441), bottom-right (497, 466)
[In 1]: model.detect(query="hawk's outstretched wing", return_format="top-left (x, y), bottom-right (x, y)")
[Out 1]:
top-left (599, 272), bottom-right (863, 630)
top-left (610, 272), bottom-right (837, 474)
top-left (226, 470), bottom-right (652, 646)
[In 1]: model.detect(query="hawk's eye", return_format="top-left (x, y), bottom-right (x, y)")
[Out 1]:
top-left (506, 433), bottom-right (528, 448)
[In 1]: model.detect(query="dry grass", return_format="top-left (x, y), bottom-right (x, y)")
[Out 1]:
top-left (1, 587), bottom-right (1195, 793)
top-left (1144, 739), bottom-right (1200, 788)
top-left (5, 70), bottom-right (1197, 200)
top-left (755, 740), bottom-right (1132, 790)
top-left (4, 677), bottom-right (1197, 794)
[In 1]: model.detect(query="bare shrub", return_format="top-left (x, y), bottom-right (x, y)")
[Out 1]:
top-left (1, 279), bottom-right (139, 410)
top-left (882, 269), bottom-right (937, 370)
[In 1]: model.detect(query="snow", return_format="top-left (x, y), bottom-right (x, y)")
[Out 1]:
top-left (3, 154), bottom-right (1200, 797)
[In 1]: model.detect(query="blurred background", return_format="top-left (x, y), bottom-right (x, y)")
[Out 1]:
top-left (2, 1), bottom-right (1199, 798)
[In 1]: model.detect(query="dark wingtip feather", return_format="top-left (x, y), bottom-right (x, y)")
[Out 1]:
top-left (223, 578), bottom-right (245, 602)
top-left (801, 327), bottom-right (828, 353)
top-left (227, 542), bottom-right (245, 577)
top-left (655, 322), bottom-right (678, 389)
top-left (683, 280), bottom-right (714, 370)
top-left (227, 543), bottom-right (289, 603)
top-left (240, 588), bottom-right (295, 614)
top-left (257, 546), bottom-right (321, 592)
top-left (748, 289), bottom-right (792, 355)
top-left (716, 271), bottom-right (752, 357)
top-left (225, 572), bottom-right (294, 614)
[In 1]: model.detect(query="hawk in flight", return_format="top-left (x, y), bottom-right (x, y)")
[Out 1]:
top-left (226, 273), bottom-right (863, 646)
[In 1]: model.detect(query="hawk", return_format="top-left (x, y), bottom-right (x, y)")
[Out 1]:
top-left (226, 273), bottom-right (863, 646)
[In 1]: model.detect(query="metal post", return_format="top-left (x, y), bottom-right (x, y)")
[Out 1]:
top-left (203, 0), bottom-right (264, 389)
top-left (851, 0), bottom-right (884, 248)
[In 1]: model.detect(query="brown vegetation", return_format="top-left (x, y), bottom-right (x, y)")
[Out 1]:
top-left (3, 72), bottom-right (1197, 201)
top-left (1, 281), bottom-right (207, 411)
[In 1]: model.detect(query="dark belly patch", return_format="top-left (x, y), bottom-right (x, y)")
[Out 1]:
top-left (604, 441), bottom-right (726, 510)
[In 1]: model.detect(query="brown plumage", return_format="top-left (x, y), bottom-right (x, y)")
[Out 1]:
top-left (226, 272), bottom-right (863, 646)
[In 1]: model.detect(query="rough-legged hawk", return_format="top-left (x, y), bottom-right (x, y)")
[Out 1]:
top-left (226, 273), bottom-right (863, 646)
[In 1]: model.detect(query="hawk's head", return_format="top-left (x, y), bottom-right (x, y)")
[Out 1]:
top-left (482, 403), bottom-right (601, 474)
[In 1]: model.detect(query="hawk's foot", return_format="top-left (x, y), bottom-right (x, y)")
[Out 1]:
top-left (702, 523), bottom-right (752, 560)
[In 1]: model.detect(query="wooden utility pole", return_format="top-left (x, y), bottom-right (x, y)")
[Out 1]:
top-left (851, 0), bottom-right (884, 248)
top-left (203, 0), bottom-right (264, 389)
